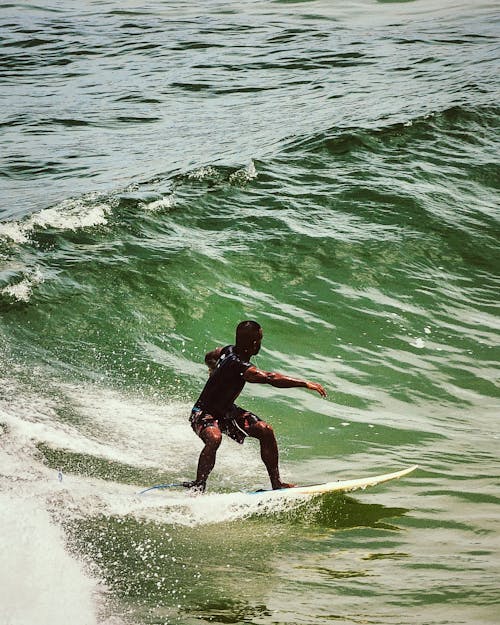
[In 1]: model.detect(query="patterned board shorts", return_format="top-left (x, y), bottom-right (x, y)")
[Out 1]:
top-left (190, 404), bottom-right (261, 445)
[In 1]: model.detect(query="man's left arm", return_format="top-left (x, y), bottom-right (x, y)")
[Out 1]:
top-left (244, 366), bottom-right (327, 397)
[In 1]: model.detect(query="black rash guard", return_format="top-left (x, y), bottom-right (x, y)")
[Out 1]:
top-left (195, 345), bottom-right (252, 418)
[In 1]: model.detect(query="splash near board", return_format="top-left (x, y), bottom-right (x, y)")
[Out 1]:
top-left (139, 465), bottom-right (417, 498)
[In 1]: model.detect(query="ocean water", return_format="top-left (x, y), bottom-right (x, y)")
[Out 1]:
top-left (0, 1), bottom-right (499, 624)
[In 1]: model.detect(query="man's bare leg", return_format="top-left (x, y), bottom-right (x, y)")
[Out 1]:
top-left (248, 421), bottom-right (295, 489)
top-left (187, 426), bottom-right (222, 491)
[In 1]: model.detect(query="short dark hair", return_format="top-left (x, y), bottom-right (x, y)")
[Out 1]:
top-left (235, 320), bottom-right (261, 348)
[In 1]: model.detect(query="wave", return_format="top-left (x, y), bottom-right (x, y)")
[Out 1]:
top-left (282, 104), bottom-right (500, 158)
top-left (272, 103), bottom-right (500, 261)
top-left (0, 160), bottom-right (258, 304)
top-left (0, 160), bottom-right (256, 242)
top-left (1, 100), bottom-right (498, 312)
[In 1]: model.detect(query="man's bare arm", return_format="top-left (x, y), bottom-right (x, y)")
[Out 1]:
top-left (244, 366), bottom-right (327, 397)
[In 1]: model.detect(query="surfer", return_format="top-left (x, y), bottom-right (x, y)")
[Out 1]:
top-left (186, 320), bottom-right (326, 492)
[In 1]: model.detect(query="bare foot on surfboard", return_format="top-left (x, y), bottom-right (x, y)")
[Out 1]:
top-left (273, 481), bottom-right (296, 490)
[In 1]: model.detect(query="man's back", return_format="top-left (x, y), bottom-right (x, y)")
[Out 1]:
top-left (195, 345), bottom-right (251, 417)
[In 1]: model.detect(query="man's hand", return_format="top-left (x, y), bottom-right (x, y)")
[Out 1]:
top-left (305, 381), bottom-right (327, 398)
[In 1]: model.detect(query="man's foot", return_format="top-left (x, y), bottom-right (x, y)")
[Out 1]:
top-left (182, 480), bottom-right (206, 493)
top-left (272, 481), bottom-right (296, 490)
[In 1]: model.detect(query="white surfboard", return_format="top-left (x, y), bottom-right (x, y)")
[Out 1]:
top-left (139, 465), bottom-right (417, 498)
top-left (246, 465), bottom-right (418, 498)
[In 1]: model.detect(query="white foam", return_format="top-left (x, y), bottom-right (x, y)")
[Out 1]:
top-left (411, 337), bottom-right (426, 349)
top-left (0, 221), bottom-right (29, 244)
top-left (30, 201), bottom-right (111, 230)
top-left (2, 277), bottom-right (34, 302)
top-left (229, 160), bottom-right (257, 184)
top-left (0, 195), bottom-right (112, 245)
top-left (142, 195), bottom-right (175, 211)
top-left (0, 494), bottom-right (102, 625)
top-left (0, 392), bottom-right (107, 621)
top-left (129, 488), bottom-right (309, 527)
top-left (53, 383), bottom-right (205, 475)
top-left (1, 267), bottom-right (44, 302)
top-left (187, 165), bottom-right (219, 181)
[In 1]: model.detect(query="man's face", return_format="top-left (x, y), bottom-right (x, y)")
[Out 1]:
top-left (252, 328), bottom-right (263, 355)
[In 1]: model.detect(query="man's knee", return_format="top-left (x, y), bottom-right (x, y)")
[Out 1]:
top-left (202, 427), bottom-right (222, 448)
top-left (250, 420), bottom-right (274, 440)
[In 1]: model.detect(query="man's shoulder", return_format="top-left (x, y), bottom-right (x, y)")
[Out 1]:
top-left (219, 345), bottom-right (251, 369)
top-left (218, 344), bottom-right (234, 361)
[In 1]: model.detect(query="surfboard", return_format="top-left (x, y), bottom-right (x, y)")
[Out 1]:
top-left (138, 465), bottom-right (417, 497)
top-left (246, 465), bottom-right (417, 499)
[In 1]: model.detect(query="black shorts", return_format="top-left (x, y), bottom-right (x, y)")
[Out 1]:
top-left (190, 405), bottom-right (261, 445)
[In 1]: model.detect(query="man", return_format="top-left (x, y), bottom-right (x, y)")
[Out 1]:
top-left (186, 320), bottom-right (326, 492)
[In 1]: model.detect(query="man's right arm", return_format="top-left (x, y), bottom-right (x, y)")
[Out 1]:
top-left (204, 347), bottom-right (222, 375)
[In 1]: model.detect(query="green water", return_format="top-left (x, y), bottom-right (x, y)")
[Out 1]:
top-left (1, 1), bottom-right (499, 624)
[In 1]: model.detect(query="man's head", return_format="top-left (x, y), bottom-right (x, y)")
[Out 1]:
top-left (235, 320), bottom-right (262, 356)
